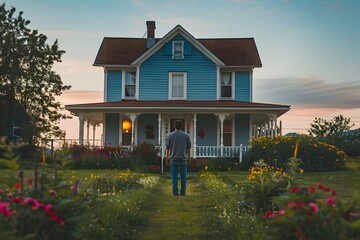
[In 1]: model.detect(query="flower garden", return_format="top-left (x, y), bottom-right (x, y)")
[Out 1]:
top-left (0, 136), bottom-right (359, 239)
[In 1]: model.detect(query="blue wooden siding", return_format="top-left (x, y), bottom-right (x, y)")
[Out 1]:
top-left (235, 114), bottom-right (250, 145)
top-left (106, 70), bottom-right (122, 102)
top-left (105, 113), bottom-right (119, 145)
top-left (235, 71), bottom-right (251, 102)
top-left (137, 114), bottom-right (158, 145)
top-left (196, 114), bottom-right (217, 146)
top-left (140, 34), bottom-right (217, 100)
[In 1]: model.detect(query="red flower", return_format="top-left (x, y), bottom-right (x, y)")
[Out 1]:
top-left (316, 183), bottom-right (324, 189)
top-left (9, 197), bottom-right (23, 204)
top-left (307, 186), bottom-right (315, 193)
top-left (24, 197), bottom-right (40, 209)
top-left (27, 178), bottom-right (33, 186)
top-left (264, 211), bottom-right (275, 218)
top-left (14, 182), bottom-right (21, 189)
top-left (48, 189), bottom-right (57, 196)
top-left (278, 209), bottom-right (286, 215)
top-left (288, 201), bottom-right (304, 208)
top-left (291, 187), bottom-right (300, 193)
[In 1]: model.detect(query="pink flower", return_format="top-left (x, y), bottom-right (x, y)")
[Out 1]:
top-left (309, 202), bottom-right (319, 213)
top-left (325, 197), bottom-right (335, 206)
top-left (48, 189), bottom-right (57, 196)
top-left (264, 211), bottom-right (275, 218)
top-left (23, 197), bottom-right (40, 209)
top-left (291, 187), bottom-right (300, 193)
top-left (0, 202), bottom-right (11, 217)
top-left (278, 209), bottom-right (286, 215)
top-left (70, 185), bottom-right (76, 191)
top-left (307, 186), bottom-right (315, 193)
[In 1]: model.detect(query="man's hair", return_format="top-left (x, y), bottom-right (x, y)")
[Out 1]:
top-left (174, 120), bottom-right (183, 130)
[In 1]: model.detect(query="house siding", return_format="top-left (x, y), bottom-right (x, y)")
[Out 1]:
top-left (106, 70), bottom-right (122, 102)
top-left (105, 113), bottom-right (119, 145)
top-left (235, 114), bottom-right (250, 145)
top-left (140, 34), bottom-right (217, 100)
top-left (235, 71), bottom-right (251, 102)
top-left (196, 114), bottom-right (217, 146)
top-left (137, 114), bottom-right (158, 145)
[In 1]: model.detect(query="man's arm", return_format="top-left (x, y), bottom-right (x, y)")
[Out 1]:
top-left (187, 148), bottom-right (191, 165)
top-left (166, 148), bottom-right (170, 166)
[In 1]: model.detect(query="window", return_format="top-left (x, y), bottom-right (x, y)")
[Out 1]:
top-left (169, 72), bottom-right (187, 99)
top-left (172, 41), bottom-right (184, 59)
top-left (125, 72), bottom-right (136, 98)
top-left (221, 72), bottom-right (232, 99)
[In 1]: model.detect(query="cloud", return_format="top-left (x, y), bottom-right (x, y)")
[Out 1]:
top-left (58, 90), bottom-right (103, 105)
top-left (254, 76), bottom-right (360, 109)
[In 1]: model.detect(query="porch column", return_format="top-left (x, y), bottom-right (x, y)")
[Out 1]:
top-left (267, 114), bottom-right (277, 138)
top-left (79, 113), bottom-right (84, 145)
top-left (86, 120), bottom-right (90, 145)
top-left (92, 123), bottom-right (96, 146)
top-left (217, 114), bottom-right (228, 156)
top-left (127, 113), bottom-right (138, 146)
top-left (193, 114), bottom-right (197, 159)
top-left (158, 114), bottom-right (162, 146)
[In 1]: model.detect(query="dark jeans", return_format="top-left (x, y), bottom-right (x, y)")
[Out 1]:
top-left (170, 160), bottom-right (187, 196)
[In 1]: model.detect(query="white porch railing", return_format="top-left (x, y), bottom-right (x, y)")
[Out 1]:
top-left (158, 144), bottom-right (249, 173)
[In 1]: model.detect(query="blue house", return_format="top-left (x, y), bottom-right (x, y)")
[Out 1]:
top-left (66, 21), bottom-right (290, 162)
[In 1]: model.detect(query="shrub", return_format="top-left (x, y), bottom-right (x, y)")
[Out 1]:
top-left (245, 135), bottom-right (347, 172)
top-left (205, 156), bottom-right (242, 172)
top-left (265, 184), bottom-right (360, 240)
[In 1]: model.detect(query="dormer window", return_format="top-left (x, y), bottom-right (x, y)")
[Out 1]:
top-left (125, 71), bottom-right (136, 98)
top-left (172, 41), bottom-right (184, 59)
top-left (221, 72), bottom-right (233, 99)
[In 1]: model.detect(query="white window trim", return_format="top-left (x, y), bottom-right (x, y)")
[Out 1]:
top-left (169, 72), bottom-right (187, 100)
top-left (219, 71), bottom-right (235, 100)
top-left (172, 41), bottom-right (184, 59)
top-left (122, 70), bottom-right (137, 99)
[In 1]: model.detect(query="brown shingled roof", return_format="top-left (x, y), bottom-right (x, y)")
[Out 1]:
top-left (93, 37), bottom-right (262, 67)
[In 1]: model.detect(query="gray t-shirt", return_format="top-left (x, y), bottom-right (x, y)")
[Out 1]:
top-left (166, 130), bottom-right (191, 161)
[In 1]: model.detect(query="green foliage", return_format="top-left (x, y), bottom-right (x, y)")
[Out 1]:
top-left (245, 135), bottom-right (347, 172)
top-left (0, 3), bottom-right (71, 143)
top-left (308, 114), bottom-right (354, 138)
top-left (204, 156), bottom-right (243, 172)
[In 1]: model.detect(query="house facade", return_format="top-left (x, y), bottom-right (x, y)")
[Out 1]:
top-left (65, 21), bottom-right (290, 162)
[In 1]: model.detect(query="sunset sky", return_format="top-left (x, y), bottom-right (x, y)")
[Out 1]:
top-left (5, 0), bottom-right (360, 139)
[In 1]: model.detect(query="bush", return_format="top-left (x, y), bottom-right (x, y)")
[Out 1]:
top-left (204, 156), bottom-right (243, 172)
top-left (245, 135), bottom-right (347, 172)
top-left (265, 184), bottom-right (360, 240)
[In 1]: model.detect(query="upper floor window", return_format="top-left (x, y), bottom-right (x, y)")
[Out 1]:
top-left (125, 71), bottom-right (136, 98)
top-left (221, 72), bottom-right (232, 99)
top-left (172, 41), bottom-right (184, 59)
top-left (169, 72), bottom-right (187, 99)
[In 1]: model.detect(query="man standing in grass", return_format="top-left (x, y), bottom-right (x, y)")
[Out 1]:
top-left (166, 120), bottom-right (191, 196)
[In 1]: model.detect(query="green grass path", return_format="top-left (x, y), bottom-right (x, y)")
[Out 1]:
top-left (138, 176), bottom-right (215, 240)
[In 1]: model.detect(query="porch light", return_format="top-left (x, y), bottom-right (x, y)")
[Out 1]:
top-left (122, 119), bottom-right (132, 133)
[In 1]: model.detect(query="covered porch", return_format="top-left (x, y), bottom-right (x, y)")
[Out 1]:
top-left (65, 100), bottom-right (290, 171)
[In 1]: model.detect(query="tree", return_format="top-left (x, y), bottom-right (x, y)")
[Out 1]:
top-left (308, 114), bottom-right (354, 138)
top-left (0, 4), bottom-right (71, 148)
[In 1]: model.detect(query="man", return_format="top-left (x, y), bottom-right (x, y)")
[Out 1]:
top-left (166, 120), bottom-right (191, 196)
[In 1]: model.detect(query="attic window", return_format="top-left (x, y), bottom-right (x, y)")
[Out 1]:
top-left (172, 41), bottom-right (184, 59)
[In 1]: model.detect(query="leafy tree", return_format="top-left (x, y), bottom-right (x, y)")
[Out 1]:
top-left (0, 4), bottom-right (71, 149)
top-left (308, 114), bottom-right (354, 138)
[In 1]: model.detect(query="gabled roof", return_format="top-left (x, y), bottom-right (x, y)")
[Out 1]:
top-left (93, 26), bottom-right (262, 67)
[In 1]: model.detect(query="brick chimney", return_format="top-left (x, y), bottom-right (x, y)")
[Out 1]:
top-left (146, 21), bottom-right (156, 38)
top-left (146, 21), bottom-right (156, 48)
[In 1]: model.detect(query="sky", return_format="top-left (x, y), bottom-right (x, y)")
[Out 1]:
top-left (4, 0), bottom-right (360, 139)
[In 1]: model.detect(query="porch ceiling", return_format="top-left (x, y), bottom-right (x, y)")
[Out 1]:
top-left (66, 100), bottom-right (290, 122)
